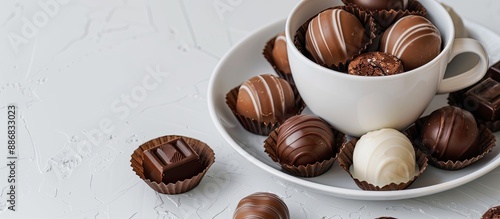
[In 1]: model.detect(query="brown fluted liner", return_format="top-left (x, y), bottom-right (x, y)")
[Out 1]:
top-left (448, 92), bottom-right (500, 132)
top-left (337, 135), bottom-right (428, 191)
top-left (293, 5), bottom-right (377, 72)
top-left (408, 116), bottom-right (497, 170)
top-left (225, 84), bottom-right (305, 136)
top-left (130, 135), bottom-right (215, 194)
top-left (263, 125), bottom-right (344, 177)
top-left (342, 0), bottom-right (426, 32)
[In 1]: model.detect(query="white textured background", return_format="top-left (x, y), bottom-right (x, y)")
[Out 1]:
top-left (0, 0), bottom-right (499, 218)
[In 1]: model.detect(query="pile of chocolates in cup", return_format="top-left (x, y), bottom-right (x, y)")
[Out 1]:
top-left (226, 0), bottom-right (499, 191)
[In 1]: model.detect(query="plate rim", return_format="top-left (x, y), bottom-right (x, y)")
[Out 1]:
top-left (207, 18), bottom-right (500, 200)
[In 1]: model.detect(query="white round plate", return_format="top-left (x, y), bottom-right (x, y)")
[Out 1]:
top-left (207, 19), bottom-right (500, 200)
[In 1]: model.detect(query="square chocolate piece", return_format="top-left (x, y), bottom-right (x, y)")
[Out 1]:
top-left (485, 61), bottom-right (500, 82)
top-left (464, 78), bottom-right (500, 121)
top-left (142, 138), bottom-right (204, 184)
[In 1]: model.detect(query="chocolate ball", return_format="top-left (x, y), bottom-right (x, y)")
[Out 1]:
top-left (305, 8), bottom-right (365, 67)
top-left (352, 0), bottom-right (408, 11)
top-left (381, 15), bottom-right (441, 71)
top-left (348, 51), bottom-right (404, 76)
top-left (276, 114), bottom-right (335, 166)
top-left (236, 74), bottom-right (295, 124)
top-left (272, 32), bottom-right (291, 75)
top-left (234, 192), bottom-right (290, 219)
top-left (421, 106), bottom-right (480, 161)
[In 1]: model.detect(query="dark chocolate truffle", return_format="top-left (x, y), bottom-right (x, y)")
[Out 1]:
top-left (421, 106), bottom-right (480, 161)
top-left (348, 51), bottom-right (404, 76)
top-left (352, 0), bottom-right (408, 11)
top-left (482, 205), bottom-right (500, 219)
top-left (236, 74), bottom-right (295, 124)
top-left (305, 8), bottom-right (365, 67)
top-left (142, 138), bottom-right (204, 184)
top-left (381, 15), bottom-right (441, 71)
top-left (272, 32), bottom-right (291, 75)
top-left (234, 192), bottom-right (290, 219)
top-left (276, 114), bottom-right (335, 166)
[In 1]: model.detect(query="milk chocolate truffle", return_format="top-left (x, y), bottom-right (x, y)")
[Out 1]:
top-left (142, 138), bottom-right (204, 184)
top-left (351, 128), bottom-right (416, 187)
top-left (348, 51), bottom-right (404, 76)
top-left (272, 32), bottom-right (291, 75)
top-left (352, 0), bottom-right (408, 11)
top-left (236, 74), bottom-right (295, 124)
top-left (381, 15), bottom-right (441, 71)
top-left (305, 8), bottom-right (365, 67)
top-left (421, 106), bottom-right (480, 161)
top-left (234, 192), bottom-right (290, 219)
top-left (276, 114), bottom-right (335, 166)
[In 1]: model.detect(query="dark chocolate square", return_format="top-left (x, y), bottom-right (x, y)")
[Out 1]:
top-left (142, 138), bottom-right (204, 184)
top-left (464, 78), bottom-right (500, 121)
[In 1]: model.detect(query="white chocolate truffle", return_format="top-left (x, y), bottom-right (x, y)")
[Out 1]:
top-left (351, 128), bottom-right (416, 187)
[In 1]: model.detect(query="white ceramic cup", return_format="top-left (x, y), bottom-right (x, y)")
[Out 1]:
top-left (285, 0), bottom-right (488, 137)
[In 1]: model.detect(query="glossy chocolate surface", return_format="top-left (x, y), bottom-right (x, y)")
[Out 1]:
top-left (234, 192), bottom-right (290, 219)
top-left (381, 15), bottom-right (441, 71)
top-left (464, 78), bottom-right (500, 121)
top-left (143, 138), bottom-right (204, 184)
top-left (348, 51), bottom-right (404, 76)
top-left (272, 32), bottom-right (291, 74)
top-left (352, 0), bottom-right (408, 11)
top-left (421, 106), bottom-right (480, 161)
top-left (276, 114), bottom-right (335, 166)
top-left (236, 74), bottom-right (295, 124)
top-left (305, 8), bottom-right (365, 67)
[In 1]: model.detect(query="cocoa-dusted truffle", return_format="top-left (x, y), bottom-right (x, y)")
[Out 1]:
top-left (421, 106), bottom-right (480, 161)
top-left (234, 192), bottom-right (290, 219)
top-left (305, 8), bottom-right (365, 67)
top-left (236, 74), bottom-right (295, 124)
top-left (272, 32), bottom-right (291, 75)
top-left (276, 114), bottom-right (335, 166)
top-left (352, 0), bottom-right (408, 11)
top-left (348, 51), bottom-right (404, 76)
top-left (381, 15), bottom-right (441, 71)
top-left (142, 138), bottom-right (204, 184)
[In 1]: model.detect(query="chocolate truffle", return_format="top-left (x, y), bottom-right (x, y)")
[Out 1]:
top-left (142, 138), bottom-right (204, 184)
top-left (276, 114), bottom-right (335, 166)
top-left (236, 74), bottom-right (295, 124)
top-left (482, 205), bottom-right (500, 219)
top-left (381, 15), bottom-right (441, 71)
top-left (351, 128), bottom-right (416, 187)
top-left (272, 32), bottom-right (291, 75)
top-left (352, 0), bottom-right (408, 11)
top-left (234, 192), bottom-right (290, 219)
top-left (305, 8), bottom-right (365, 67)
top-left (421, 106), bottom-right (480, 161)
top-left (348, 51), bottom-right (404, 76)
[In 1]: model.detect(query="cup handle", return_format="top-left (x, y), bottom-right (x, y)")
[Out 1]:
top-left (437, 38), bottom-right (489, 94)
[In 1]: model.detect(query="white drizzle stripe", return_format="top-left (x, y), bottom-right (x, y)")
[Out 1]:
top-left (383, 17), bottom-right (404, 53)
top-left (396, 32), bottom-right (439, 58)
top-left (260, 75), bottom-right (275, 118)
top-left (392, 22), bottom-right (434, 56)
top-left (319, 11), bottom-right (334, 62)
top-left (240, 84), bottom-right (262, 121)
top-left (333, 9), bottom-right (347, 58)
top-left (309, 15), bottom-right (325, 62)
top-left (270, 75), bottom-right (285, 116)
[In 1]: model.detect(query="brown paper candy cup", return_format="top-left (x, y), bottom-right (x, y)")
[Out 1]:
top-left (337, 136), bottom-right (428, 191)
top-left (293, 5), bottom-right (377, 72)
top-left (130, 135), bottom-right (215, 194)
top-left (225, 85), bottom-right (305, 136)
top-left (409, 116), bottom-right (497, 170)
top-left (448, 92), bottom-right (500, 132)
top-left (342, 0), bottom-right (426, 32)
top-left (263, 124), bottom-right (344, 177)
